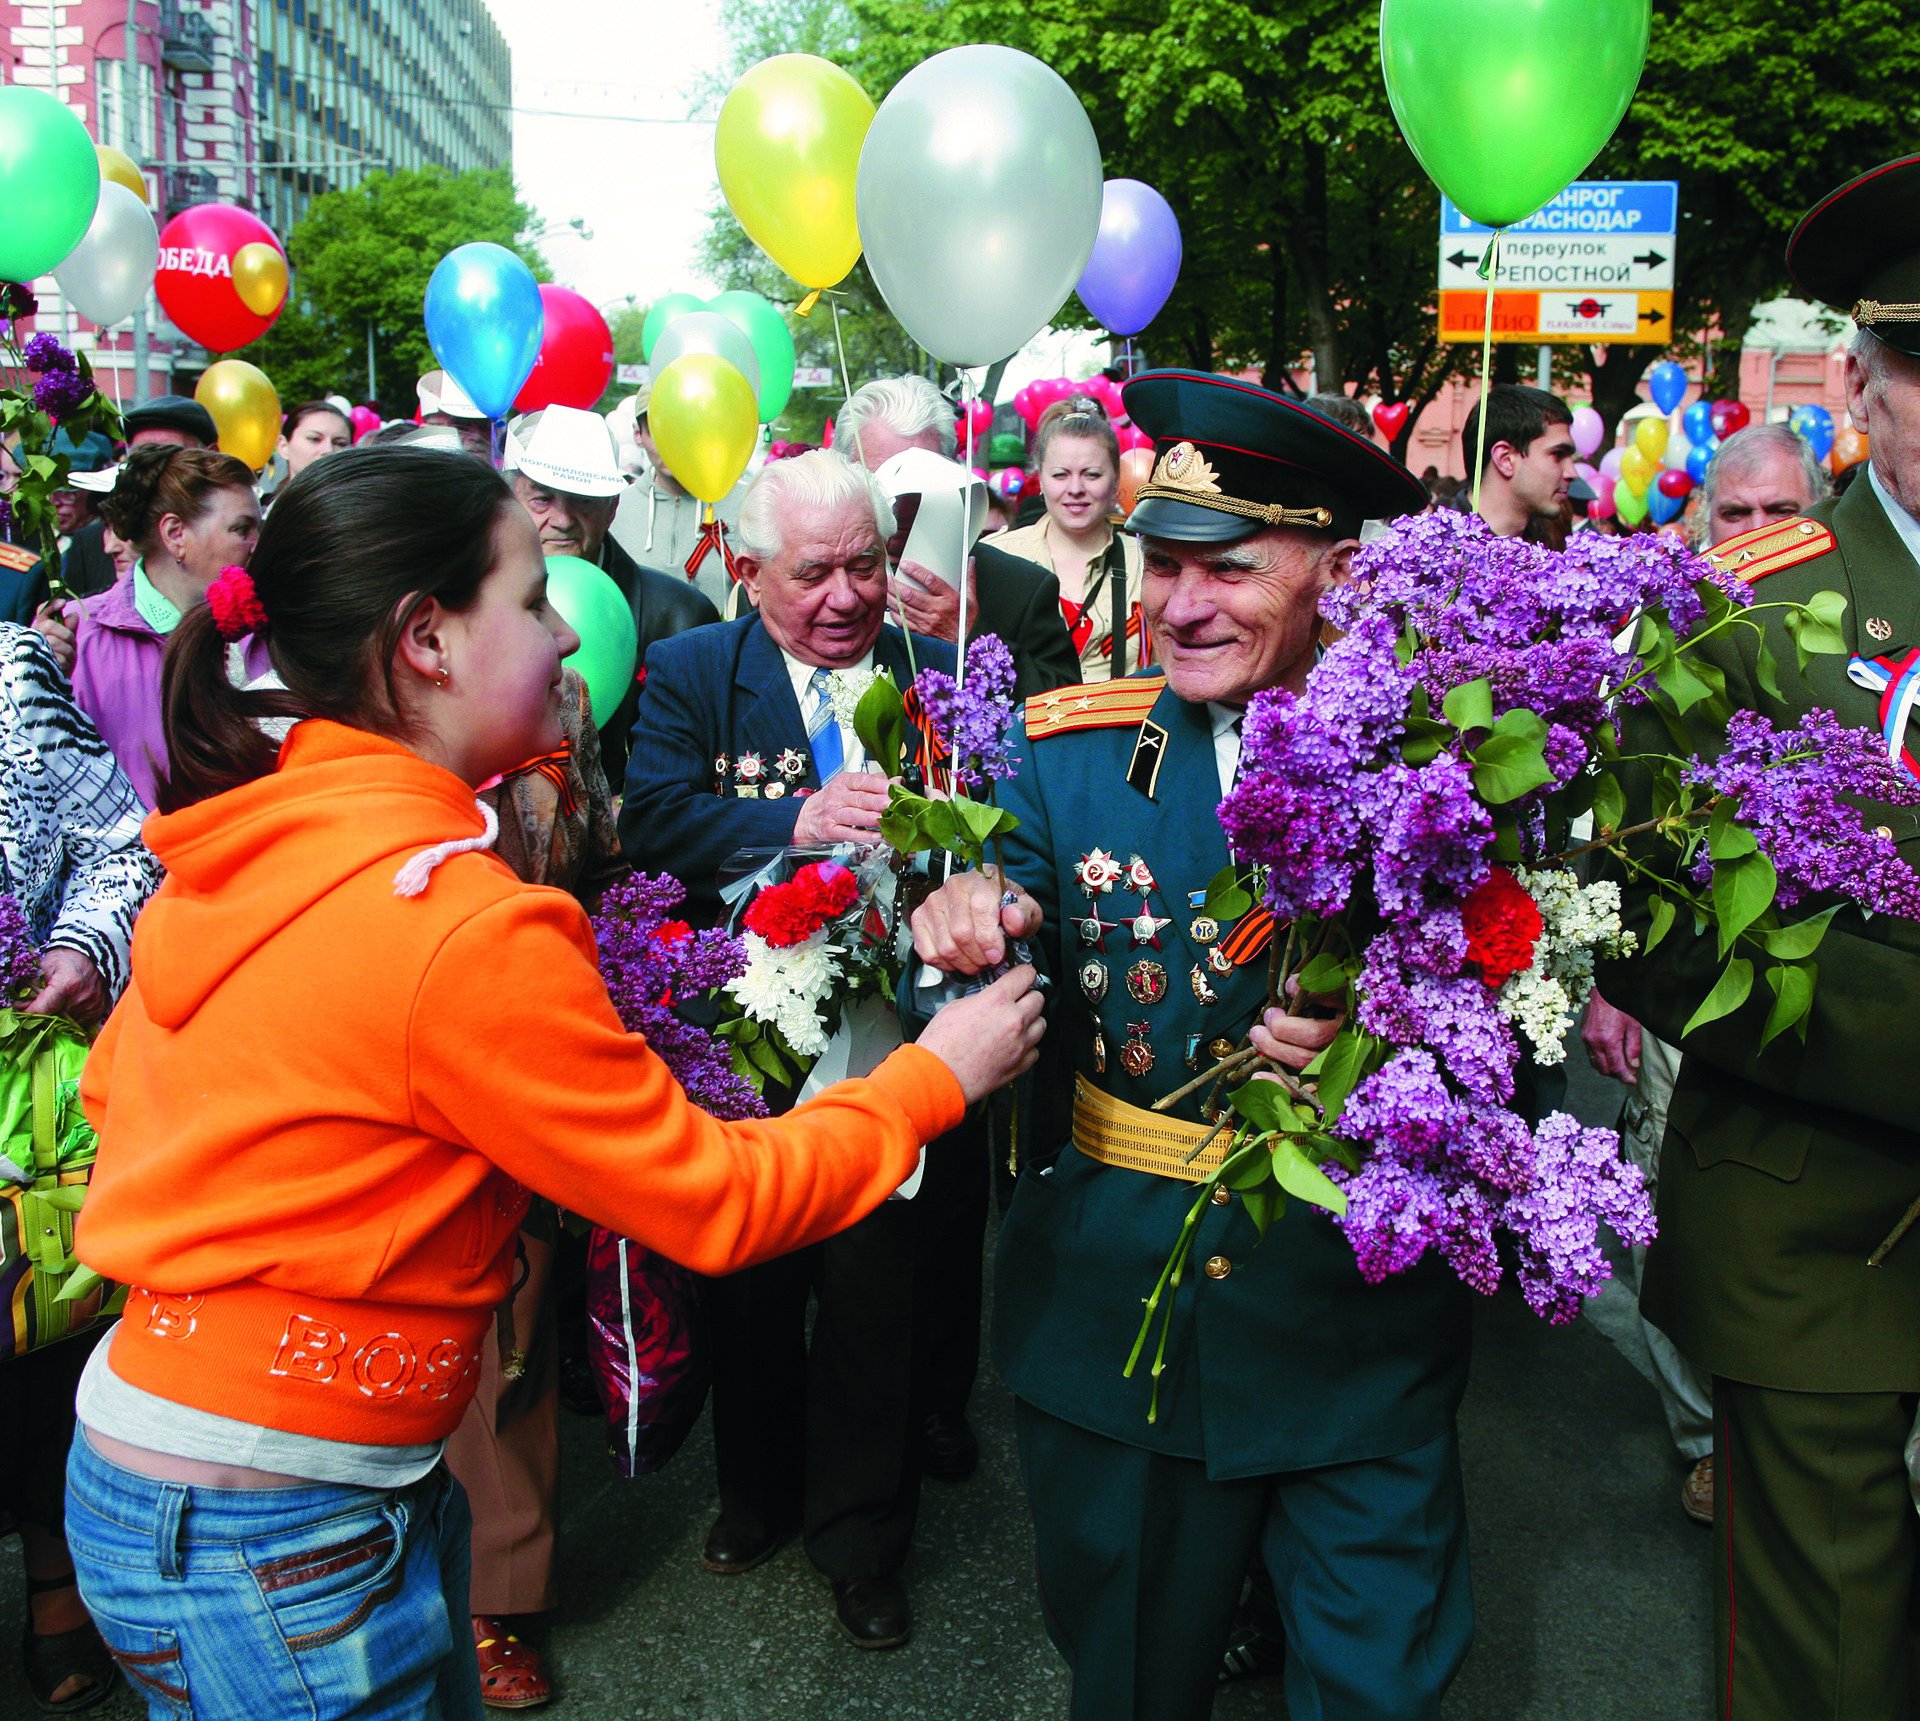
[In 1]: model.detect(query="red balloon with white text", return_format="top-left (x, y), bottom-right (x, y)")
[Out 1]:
top-left (514, 284), bottom-right (616, 413)
top-left (155, 204), bottom-right (284, 352)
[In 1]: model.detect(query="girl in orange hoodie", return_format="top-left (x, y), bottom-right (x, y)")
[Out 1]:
top-left (63, 446), bottom-right (1045, 1720)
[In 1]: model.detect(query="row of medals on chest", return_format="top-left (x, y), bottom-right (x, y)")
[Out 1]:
top-left (1073, 847), bottom-right (1241, 1080)
top-left (715, 748), bottom-right (807, 798)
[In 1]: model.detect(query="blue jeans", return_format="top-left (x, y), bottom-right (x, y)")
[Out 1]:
top-left (65, 1428), bottom-right (482, 1720)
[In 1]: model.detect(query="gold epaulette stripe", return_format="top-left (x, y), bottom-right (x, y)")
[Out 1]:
top-left (1707, 516), bottom-right (1836, 585)
top-left (0, 544), bottom-right (39, 573)
top-left (1025, 674), bottom-right (1167, 739)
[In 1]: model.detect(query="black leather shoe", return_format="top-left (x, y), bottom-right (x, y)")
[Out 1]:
top-left (700, 1516), bottom-right (786, 1575)
top-left (1218, 1611), bottom-right (1287, 1683)
top-left (923, 1411), bottom-right (978, 1481)
top-left (830, 1575), bottom-right (912, 1649)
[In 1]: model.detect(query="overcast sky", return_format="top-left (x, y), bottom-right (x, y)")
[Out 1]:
top-left (484, 0), bottom-right (727, 315)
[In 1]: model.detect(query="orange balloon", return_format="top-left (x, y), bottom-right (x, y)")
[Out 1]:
top-left (1117, 446), bottom-right (1155, 513)
top-left (1831, 423), bottom-right (1869, 474)
top-left (232, 241), bottom-right (288, 317)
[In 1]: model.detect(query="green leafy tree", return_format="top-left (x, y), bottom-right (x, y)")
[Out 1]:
top-left (250, 168), bottom-right (548, 413)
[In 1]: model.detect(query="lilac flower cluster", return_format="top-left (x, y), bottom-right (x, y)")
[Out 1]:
top-left (1330, 1052), bottom-right (1653, 1323)
top-left (22, 334), bottom-right (94, 421)
top-left (1685, 708), bottom-right (1920, 916)
top-left (0, 894), bottom-right (42, 1003)
top-left (913, 631), bottom-right (1020, 791)
top-left (594, 871), bottom-right (766, 1121)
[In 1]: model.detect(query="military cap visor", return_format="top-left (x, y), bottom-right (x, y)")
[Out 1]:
top-left (1120, 370), bottom-right (1429, 544)
top-left (1787, 153), bottom-right (1920, 359)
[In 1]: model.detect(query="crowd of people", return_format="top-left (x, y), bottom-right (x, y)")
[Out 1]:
top-left (0, 153), bottom-right (1915, 1721)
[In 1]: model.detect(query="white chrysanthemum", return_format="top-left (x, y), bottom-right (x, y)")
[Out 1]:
top-left (725, 931), bottom-right (843, 1062)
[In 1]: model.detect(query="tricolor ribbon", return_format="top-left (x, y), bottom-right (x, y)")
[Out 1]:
top-left (1847, 648), bottom-right (1920, 782)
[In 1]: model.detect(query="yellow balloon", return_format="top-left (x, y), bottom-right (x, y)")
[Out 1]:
top-left (1632, 416), bottom-right (1669, 462)
top-left (716, 54), bottom-right (874, 294)
top-left (195, 359), bottom-right (282, 473)
top-left (232, 242), bottom-right (288, 317)
top-left (95, 144), bottom-right (147, 205)
top-left (1619, 445), bottom-right (1655, 495)
top-left (648, 353), bottom-right (758, 504)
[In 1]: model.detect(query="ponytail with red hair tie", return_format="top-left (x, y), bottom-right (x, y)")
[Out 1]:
top-left (206, 565), bottom-right (268, 642)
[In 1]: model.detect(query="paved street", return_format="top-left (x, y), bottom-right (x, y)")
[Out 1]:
top-left (0, 1047), bottom-right (1716, 1719)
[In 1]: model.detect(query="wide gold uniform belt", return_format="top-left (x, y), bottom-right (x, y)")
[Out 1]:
top-left (1072, 1074), bottom-right (1229, 1180)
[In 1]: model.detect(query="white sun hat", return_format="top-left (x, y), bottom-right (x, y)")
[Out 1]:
top-left (502, 405), bottom-right (632, 499)
top-left (416, 368), bottom-right (485, 421)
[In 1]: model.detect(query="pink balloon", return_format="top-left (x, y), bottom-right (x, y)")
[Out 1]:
top-left (822, 416), bottom-right (835, 450)
top-left (956, 398), bottom-right (993, 444)
top-left (1117, 423), bottom-right (1152, 453)
top-left (1588, 483), bottom-right (1617, 520)
top-left (1570, 406), bottom-right (1605, 459)
top-left (971, 466), bottom-right (989, 483)
top-left (992, 467), bottom-right (1027, 499)
top-left (1598, 447), bottom-right (1626, 481)
top-left (1574, 461), bottom-right (1599, 487)
top-left (350, 405), bottom-right (381, 443)
top-left (1013, 385), bottom-right (1043, 429)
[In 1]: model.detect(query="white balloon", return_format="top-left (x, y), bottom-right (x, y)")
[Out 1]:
top-left (1663, 424), bottom-right (1693, 472)
top-left (647, 311), bottom-right (759, 401)
top-left (53, 181), bottom-right (158, 327)
top-left (857, 45), bottom-right (1103, 367)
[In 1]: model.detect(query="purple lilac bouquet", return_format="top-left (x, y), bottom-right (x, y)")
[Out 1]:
top-left (594, 871), bottom-right (767, 1121)
top-left (1132, 508), bottom-right (1894, 1392)
top-left (0, 895), bottom-right (42, 1005)
top-left (1, 291), bottom-right (120, 594)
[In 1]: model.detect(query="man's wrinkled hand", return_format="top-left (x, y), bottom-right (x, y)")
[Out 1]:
top-left (25, 947), bottom-right (106, 1026)
top-left (791, 768), bottom-right (892, 846)
top-left (1581, 989), bottom-right (1642, 1085)
top-left (890, 559), bottom-right (978, 645)
top-left (32, 600), bottom-right (79, 675)
top-left (910, 870), bottom-right (1040, 977)
top-left (1249, 1004), bottom-right (1342, 1073)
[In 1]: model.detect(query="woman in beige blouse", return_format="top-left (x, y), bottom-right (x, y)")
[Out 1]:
top-left (994, 395), bottom-right (1150, 683)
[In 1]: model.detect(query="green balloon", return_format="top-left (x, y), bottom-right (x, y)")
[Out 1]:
top-left (0, 87), bottom-right (102, 284)
top-left (641, 292), bottom-right (705, 364)
top-left (709, 289), bottom-right (797, 423)
top-left (1614, 482), bottom-right (1650, 528)
top-left (545, 554), bottom-right (638, 726)
top-left (1380, 0), bottom-right (1650, 230)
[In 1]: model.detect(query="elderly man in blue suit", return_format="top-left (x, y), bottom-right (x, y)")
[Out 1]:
top-left (911, 372), bottom-right (1470, 1721)
top-left (621, 450), bottom-right (955, 1650)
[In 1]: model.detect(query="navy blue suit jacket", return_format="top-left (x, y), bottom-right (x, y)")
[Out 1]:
top-left (619, 614), bottom-right (954, 924)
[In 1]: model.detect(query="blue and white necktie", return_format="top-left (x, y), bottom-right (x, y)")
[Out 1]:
top-left (807, 667), bottom-right (844, 783)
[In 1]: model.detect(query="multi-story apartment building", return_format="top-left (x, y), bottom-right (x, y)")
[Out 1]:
top-left (1, 0), bottom-right (511, 397)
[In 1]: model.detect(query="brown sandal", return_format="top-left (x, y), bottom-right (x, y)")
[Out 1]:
top-left (471, 1615), bottom-right (551, 1710)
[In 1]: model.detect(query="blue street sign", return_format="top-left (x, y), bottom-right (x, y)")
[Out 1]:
top-left (1442, 182), bottom-right (1680, 238)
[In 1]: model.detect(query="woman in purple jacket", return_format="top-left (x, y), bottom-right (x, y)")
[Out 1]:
top-left (66, 446), bottom-right (269, 808)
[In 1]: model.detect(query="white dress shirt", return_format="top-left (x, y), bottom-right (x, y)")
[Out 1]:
top-left (1209, 702), bottom-right (1243, 797)
top-left (782, 648), bottom-right (877, 774)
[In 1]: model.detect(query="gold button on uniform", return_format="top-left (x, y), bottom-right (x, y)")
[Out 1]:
top-left (1210, 1186), bottom-right (1232, 1207)
top-left (1876, 825), bottom-right (1894, 840)
top-left (1203, 1254), bottom-right (1232, 1280)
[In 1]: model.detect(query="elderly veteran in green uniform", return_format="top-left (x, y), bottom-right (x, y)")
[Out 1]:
top-left (910, 371), bottom-right (1466, 1721)
top-left (1599, 154), bottom-right (1920, 1721)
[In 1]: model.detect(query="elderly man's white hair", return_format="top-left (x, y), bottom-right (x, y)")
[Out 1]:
top-left (1699, 421), bottom-right (1831, 522)
top-left (837, 375), bottom-right (957, 461)
top-left (734, 448), bottom-right (897, 562)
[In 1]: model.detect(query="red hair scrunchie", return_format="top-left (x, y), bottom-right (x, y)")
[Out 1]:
top-left (206, 564), bottom-right (268, 642)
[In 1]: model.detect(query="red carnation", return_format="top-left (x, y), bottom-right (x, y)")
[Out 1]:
top-left (652, 920), bottom-right (694, 947)
top-left (1461, 868), bottom-right (1544, 989)
top-left (744, 863), bottom-right (859, 947)
top-left (206, 565), bottom-right (268, 641)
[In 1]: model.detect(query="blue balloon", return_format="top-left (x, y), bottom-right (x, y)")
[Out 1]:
top-left (1685, 441), bottom-right (1715, 485)
top-left (1792, 403), bottom-right (1835, 463)
top-left (1648, 360), bottom-right (1688, 416)
top-left (424, 243), bottom-right (545, 422)
top-left (1682, 399), bottom-right (1715, 446)
top-left (1648, 485), bottom-right (1686, 526)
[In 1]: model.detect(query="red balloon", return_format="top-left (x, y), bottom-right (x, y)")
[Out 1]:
top-left (1373, 400), bottom-right (1410, 442)
top-left (1013, 385), bottom-right (1042, 429)
top-left (955, 398), bottom-right (993, 447)
top-left (1655, 469), bottom-right (1693, 499)
top-left (1709, 398), bottom-right (1751, 439)
top-left (514, 284), bottom-right (615, 413)
top-left (155, 204), bottom-right (284, 353)
top-left (350, 405), bottom-right (381, 443)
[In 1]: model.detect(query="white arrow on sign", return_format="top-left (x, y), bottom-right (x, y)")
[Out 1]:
top-left (1438, 232), bottom-right (1674, 294)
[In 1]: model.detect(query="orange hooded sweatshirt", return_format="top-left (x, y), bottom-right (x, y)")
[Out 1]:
top-left (78, 720), bottom-right (960, 1445)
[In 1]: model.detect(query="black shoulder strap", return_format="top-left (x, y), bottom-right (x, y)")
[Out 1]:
top-left (1105, 534), bottom-right (1130, 680)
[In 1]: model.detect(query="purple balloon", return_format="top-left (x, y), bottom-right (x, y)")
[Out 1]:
top-left (1076, 178), bottom-right (1182, 337)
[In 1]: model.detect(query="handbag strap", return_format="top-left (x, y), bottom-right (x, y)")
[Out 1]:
top-left (1105, 536), bottom-right (1130, 680)
top-left (29, 1037), bottom-right (55, 1181)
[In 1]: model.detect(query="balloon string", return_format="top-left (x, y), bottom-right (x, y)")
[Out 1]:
top-left (957, 371), bottom-right (974, 708)
top-left (1469, 230), bottom-right (1502, 516)
top-left (490, 417), bottom-right (506, 472)
top-left (830, 295), bottom-right (868, 472)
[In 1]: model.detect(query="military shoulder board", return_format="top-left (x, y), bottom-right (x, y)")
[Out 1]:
top-left (0, 543), bottom-right (38, 574)
top-left (1707, 516), bottom-right (1836, 585)
top-left (1025, 673), bottom-right (1167, 741)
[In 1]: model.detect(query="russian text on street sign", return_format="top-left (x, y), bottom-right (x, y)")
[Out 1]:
top-left (1437, 181), bottom-right (1680, 344)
